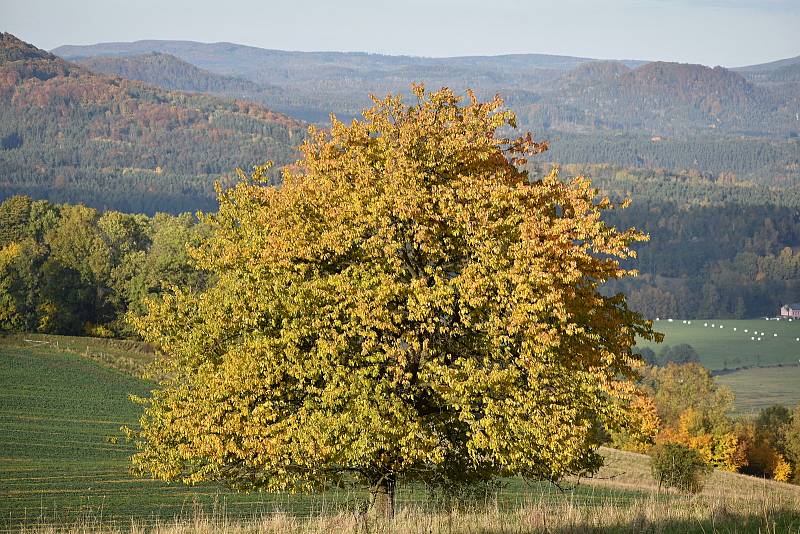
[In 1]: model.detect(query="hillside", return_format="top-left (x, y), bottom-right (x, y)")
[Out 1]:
top-left (76, 51), bottom-right (274, 96)
top-left (74, 52), bottom-right (336, 124)
top-left (2, 335), bottom-right (799, 532)
top-left (52, 40), bottom-right (642, 124)
top-left (515, 61), bottom-right (793, 136)
top-left (53, 39), bottom-right (799, 137)
top-left (590, 446), bottom-right (800, 500)
top-left (734, 54), bottom-right (800, 73)
top-left (0, 33), bottom-right (305, 214)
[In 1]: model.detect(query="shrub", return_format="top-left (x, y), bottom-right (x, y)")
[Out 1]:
top-left (83, 321), bottom-right (114, 338)
top-left (650, 442), bottom-right (712, 493)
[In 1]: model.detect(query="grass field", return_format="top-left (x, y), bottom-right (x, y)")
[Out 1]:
top-left (636, 318), bottom-right (800, 371)
top-left (2, 334), bottom-right (800, 532)
top-left (0, 338), bottom-right (353, 530)
top-left (0, 336), bottom-right (642, 531)
top-left (715, 365), bottom-right (800, 416)
top-left (0, 333), bottom-right (156, 376)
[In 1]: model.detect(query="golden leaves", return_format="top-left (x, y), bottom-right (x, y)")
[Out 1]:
top-left (130, 85), bottom-right (655, 492)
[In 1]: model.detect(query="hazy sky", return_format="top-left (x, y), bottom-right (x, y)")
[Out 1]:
top-left (3, 0), bottom-right (799, 67)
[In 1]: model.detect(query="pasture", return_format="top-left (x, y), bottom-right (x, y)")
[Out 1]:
top-left (2, 334), bottom-right (800, 533)
top-left (636, 318), bottom-right (800, 371)
top-left (716, 365), bottom-right (800, 416)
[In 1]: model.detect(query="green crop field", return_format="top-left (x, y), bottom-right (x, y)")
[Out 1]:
top-left (636, 318), bottom-right (800, 415)
top-left (0, 336), bottom-right (645, 531)
top-left (3, 334), bottom-right (800, 533)
top-left (0, 338), bottom-right (360, 530)
top-left (636, 318), bottom-right (800, 371)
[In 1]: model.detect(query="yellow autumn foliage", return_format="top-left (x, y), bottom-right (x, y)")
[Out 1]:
top-left (742, 424), bottom-right (794, 482)
top-left (656, 407), bottom-right (746, 472)
top-left (128, 85), bottom-right (658, 497)
top-left (0, 242), bottom-right (23, 327)
top-left (611, 389), bottom-right (661, 453)
top-left (773, 454), bottom-right (792, 482)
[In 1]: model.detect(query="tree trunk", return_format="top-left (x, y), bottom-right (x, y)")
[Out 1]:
top-left (373, 474), bottom-right (396, 520)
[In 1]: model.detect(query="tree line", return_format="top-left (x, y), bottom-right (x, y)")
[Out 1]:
top-left (614, 359), bottom-right (800, 485)
top-left (0, 195), bottom-right (206, 335)
top-left (543, 164), bottom-right (800, 319)
top-left (5, 157), bottom-right (800, 335)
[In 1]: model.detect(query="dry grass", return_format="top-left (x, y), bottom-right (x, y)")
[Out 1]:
top-left (15, 488), bottom-right (800, 534)
top-left (586, 447), bottom-right (800, 500)
top-left (8, 448), bottom-right (800, 532)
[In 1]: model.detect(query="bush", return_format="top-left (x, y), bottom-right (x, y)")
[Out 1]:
top-left (83, 321), bottom-right (114, 338)
top-left (650, 443), bottom-right (712, 493)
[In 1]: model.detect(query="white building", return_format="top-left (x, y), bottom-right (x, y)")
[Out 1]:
top-left (780, 304), bottom-right (800, 318)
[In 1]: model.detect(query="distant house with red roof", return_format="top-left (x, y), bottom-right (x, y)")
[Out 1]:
top-left (780, 304), bottom-right (800, 318)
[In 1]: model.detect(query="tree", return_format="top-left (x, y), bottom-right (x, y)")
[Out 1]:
top-left (640, 344), bottom-right (700, 367)
top-left (642, 363), bottom-right (732, 428)
top-left (0, 242), bottom-right (23, 331)
top-left (642, 363), bottom-right (745, 471)
top-left (129, 85), bottom-right (659, 517)
top-left (755, 405), bottom-right (792, 450)
top-left (784, 406), bottom-right (800, 483)
top-left (112, 212), bottom-right (210, 333)
top-left (650, 442), bottom-right (712, 493)
top-left (657, 344), bottom-right (700, 366)
top-left (0, 195), bottom-right (32, 246)
top-left (739, 420), bottom-right (792, 482)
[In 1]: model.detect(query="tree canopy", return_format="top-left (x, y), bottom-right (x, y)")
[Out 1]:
top-left (129, 85), bottom-right (658, 515)
top-left (0, 195), bottom-right (206, 336)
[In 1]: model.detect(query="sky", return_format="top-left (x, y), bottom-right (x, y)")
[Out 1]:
top-left (3, 0), bottom-right (799, 67)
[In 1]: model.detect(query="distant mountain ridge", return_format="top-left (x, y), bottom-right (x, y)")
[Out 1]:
top-left (517, 61), bottom-right (786, 135)
top-left (53, 39), bottom-right (616, 73)
top-left (54, 39), bottom-right (799, 137)
top-left (0, 33), bottom-right (304, 214)
top-left (77, 52), bottom-right (267, 94)
top-left (733, 55), bottom-right (800, 73)
top-left (54, 40), bottom-right (620, 124)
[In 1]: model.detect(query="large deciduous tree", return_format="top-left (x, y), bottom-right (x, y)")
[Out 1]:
top-left (129, 85), bottom-right (658, 516)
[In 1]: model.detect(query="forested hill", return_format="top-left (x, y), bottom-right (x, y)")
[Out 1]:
top-left (52, 40), bottom-right (638, 124)
top-left (0, 33), bottom-right (305, 214)
top-left (73, 52), bottom-right (337, 123)
top-left (77, 52), bottom-right (267, 94)
top-left (516, 61), bottom-right (791, 136)
top-left (54, 39), bottom-right (799, 137)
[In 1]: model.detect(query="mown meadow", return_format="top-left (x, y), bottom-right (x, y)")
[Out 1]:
top-left (636, 318), bottom-right (800, 372)
top-left (717, 366), bottom-right (800, 416)
top-left (635, 318), bottom-right (800, 415)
